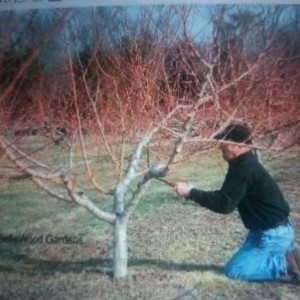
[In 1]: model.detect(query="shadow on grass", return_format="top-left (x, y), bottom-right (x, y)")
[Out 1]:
top-left (0, 252), bottom-right (222, 277)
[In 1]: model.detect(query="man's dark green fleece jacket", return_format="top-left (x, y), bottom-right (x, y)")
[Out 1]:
top-left (187, 151), bottom-right (290, 231)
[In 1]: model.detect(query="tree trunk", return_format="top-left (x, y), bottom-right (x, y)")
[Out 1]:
top-left (113, 218), bottom-right (128, 278)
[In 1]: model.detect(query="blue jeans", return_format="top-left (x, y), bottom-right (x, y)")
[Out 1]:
top-left (224, 222), bottom-right (295, 281)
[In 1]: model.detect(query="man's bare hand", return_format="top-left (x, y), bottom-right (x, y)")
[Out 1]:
top-left (172, 182), bottom-right (194, 198)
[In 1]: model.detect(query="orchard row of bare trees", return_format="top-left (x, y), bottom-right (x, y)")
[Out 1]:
top-left (1, 5), bottom-right (300, 278)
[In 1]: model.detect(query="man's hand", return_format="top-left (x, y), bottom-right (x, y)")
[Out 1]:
top-left (172, 182), bottom-right (195, 198)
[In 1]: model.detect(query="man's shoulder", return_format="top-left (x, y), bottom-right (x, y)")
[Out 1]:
top-left (230, 152), bottom-right (263, 176)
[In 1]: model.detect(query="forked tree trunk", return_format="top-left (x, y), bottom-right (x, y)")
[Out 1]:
top-left (113, 218), bottom-right (128, 278)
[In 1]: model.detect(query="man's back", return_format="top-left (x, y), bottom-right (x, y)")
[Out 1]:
top-left (227, 151), bottom-right (290, 230)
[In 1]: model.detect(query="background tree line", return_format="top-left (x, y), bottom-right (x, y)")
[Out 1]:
top-left (0, 4), bottom-right (299, 147)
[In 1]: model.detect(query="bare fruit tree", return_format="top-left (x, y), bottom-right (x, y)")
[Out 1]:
top-left (1, 5), bottom-right (300, 278)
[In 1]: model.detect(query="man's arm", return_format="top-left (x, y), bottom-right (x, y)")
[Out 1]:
top-left (173, 170), bottom-right (249, 214)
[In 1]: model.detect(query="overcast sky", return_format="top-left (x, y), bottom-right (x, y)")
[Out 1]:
top-left (1, 0), bottom-right (300, 11)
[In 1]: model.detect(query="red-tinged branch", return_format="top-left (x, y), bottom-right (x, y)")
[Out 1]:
top-left (67, 43), bottom-right (107, 194)
top-left (81, 71), bottom-right (120, 169)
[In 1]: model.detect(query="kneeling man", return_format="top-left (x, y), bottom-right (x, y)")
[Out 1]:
top-left (173, 123), bottom-right (300, 284)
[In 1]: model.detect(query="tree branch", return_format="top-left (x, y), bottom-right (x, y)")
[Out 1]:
top-left (66, 41), bottom-right (107, 194)
top-left (31, 176), bottom-right (72, 203)
top-left (0, 137), bottom-right (65, 180)
top-left (61, 174), bottom-right (116, 224)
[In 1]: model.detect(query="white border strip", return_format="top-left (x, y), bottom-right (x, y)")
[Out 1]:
top-left (1, 1), bottom-right (300, 12)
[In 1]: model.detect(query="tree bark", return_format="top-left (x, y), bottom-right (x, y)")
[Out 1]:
top-left (113, 218), bottom-right (128, 278)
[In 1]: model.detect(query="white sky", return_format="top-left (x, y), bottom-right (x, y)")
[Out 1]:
top-left (1, 0), bottom-right (300, 11)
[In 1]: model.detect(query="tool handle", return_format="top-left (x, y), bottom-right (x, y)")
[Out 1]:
top-left (157, 178), bottom-right (176, 187)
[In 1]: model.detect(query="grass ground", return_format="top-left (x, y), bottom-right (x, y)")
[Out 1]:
top-left (1, 147), bottom-right (300, 299)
